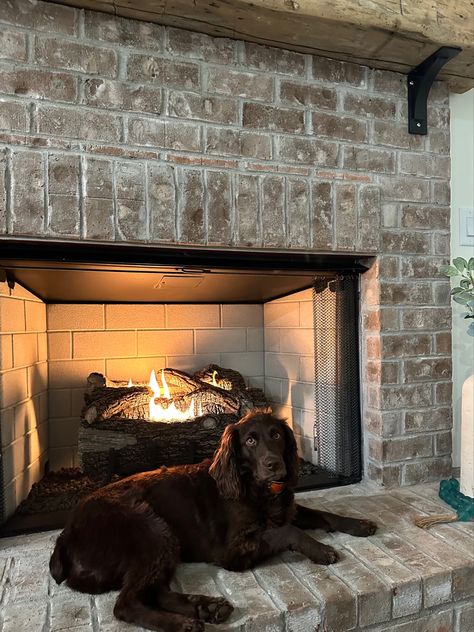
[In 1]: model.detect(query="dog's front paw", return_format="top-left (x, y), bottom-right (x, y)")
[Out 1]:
top-left (191, 595), bottom-right (234, 624)
top-left (181, 621), bottom-right (204, 632)
top-left (310, 543), bottom-right (339, 565)
top-left (347, 518), bottom-right (377, 537)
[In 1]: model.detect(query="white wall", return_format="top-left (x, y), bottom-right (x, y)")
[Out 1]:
top-left (449, 89), bottom-right (474, 468)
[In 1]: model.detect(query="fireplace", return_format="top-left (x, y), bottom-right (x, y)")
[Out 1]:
top-left (0, 242), bottom-right (365, 533)
top-left (0, 0), bottom-right (454, 539)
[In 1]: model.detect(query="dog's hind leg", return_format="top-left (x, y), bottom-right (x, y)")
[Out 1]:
top-left (114, 580), bottom-right (205, 632)
top-left (156, 590), bottom-right (233, 625)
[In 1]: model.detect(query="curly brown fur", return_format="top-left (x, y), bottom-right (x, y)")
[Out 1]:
top-left (50, 410), bottom-right (376, 631)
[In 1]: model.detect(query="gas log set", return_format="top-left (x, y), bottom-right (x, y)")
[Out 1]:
top-left (79, 364), bottom-right (267, 479)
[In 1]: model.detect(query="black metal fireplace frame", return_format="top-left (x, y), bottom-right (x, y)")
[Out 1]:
top-left (0, 239), bottom-right (369, 532)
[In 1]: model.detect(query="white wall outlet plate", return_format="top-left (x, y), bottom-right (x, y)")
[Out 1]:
top-left (459, 207), bottom-right (474, 247)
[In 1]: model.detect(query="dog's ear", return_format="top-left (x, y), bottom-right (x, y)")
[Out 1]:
top-left (209, 424), bottom-right (242, 500)
top-left (281, 421), bottom-right (299, 487)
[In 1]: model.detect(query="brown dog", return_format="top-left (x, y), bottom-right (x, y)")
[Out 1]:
top-left (50, 410), bottom-right (376, 632)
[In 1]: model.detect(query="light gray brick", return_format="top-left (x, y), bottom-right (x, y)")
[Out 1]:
top-left (311, 180), bottom-right (333, 250)
top-left (279, 81), bottom-right (337, 109)
top-left (37, 105), bottom-right (121, 143)
top-left (84, 157), bottom-right (114, 240)
top-left (167, 27), bottom-right (236, 64)
top-left (373, 532), bottom-right (451, 608)
top-left (166, 121), bottom-right (201, 152)
top-left (115, 162), bottom-right (146, 242)
top-left (0, 0), bottom-right (76, 34)
top-left (127, 117), bottom-right (165, 147)
top-left (148, 163), bottom-right (176, 243)
top-left (358, 185), bottom-right (381, 251)
top-left (329, 550), bottom-right (391, 627)
top-left (335, 183), bottom-right (357, 250)
top-left (344, 538), bottom-right (422, 618)
top-left (287, 178), bottom-right (310, 248)
top-left (207, 67), bottom-right (273, 101)
top-left (235, 174), bottom-right (260, 247)
top-left (169, 91), bottom-right (237, 125)
top-left (127, 54), bottom-right (200, 90)
top-left (313, 56), bottom-right (367, 87)
top-left (0, 27), bottom-right (27, 61)
top-left (244, 103), bottom-right (304, 134)
top-left (253, 561), bottom-right (323, 632)
top-left (0, 68), bottom-right (77, 103)
top-left (35, 36), bottom-right (117, 76)
top-left (215, 567), bottom-right (283, 631)
top-left (0, 100), bottom-right (29, 133)
top-left (278, 136), bottom-right (338, 166)
top-left (83, 78), bottom-right (162, 114)
top-left (11, 150), bottom-right (45, 235)
top-left (398, 526), bottom-right (473, 600)
top-left (343, 146), bottom-right (395, 173)
top-left (456, 603), bottom-right (474, 632)
top-left (262, 175), bottom-right (285, 247)
top-left (206, 170), bottom-right (231, 244)
top-left (84, 10), bottom-right (164, 49)
top-left (313, 112), bottom-right (367, 142)
top-left (177, 168), bottom-right (205, 244)
top-left (245, 42), bottom-right (306, 76)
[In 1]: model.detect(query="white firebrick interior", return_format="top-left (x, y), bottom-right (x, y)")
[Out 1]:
top-left (45, 291), bottom-right (322, 474)
top-left (0, 281), bottom-right (48, 518)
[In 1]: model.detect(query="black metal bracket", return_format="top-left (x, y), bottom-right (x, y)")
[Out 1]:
top-left (408, 46), bottom-right (461, 134)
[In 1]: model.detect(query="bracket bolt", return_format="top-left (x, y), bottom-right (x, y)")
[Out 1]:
top-left (409, 80), bottom-right (414, 85)
top-left (416, 122), bottom-right (421, 128)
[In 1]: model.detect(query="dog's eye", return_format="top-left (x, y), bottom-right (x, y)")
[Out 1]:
top-left (246, 436), bottom-right (257, 446)
top-left (272, 432), bottom-right (281, 440)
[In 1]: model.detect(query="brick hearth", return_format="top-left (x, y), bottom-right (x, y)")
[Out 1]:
top-left (1, 484), bottom-right (472, 631)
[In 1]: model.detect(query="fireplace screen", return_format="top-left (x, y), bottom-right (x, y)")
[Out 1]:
top-left (312, 275), bottom-right (362, 487)
top-left (0, 246), bottom-right (364, 534)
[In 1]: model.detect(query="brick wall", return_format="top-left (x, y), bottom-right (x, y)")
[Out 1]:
top-left (46, 302), bottom-right (264, 469)
top-left (0, 0), bottom-right (453, 487)
top-left (0, 279), bottom-right (48, 519)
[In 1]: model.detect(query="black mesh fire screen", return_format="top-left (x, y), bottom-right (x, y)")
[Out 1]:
top-left (296, 274), bottom-right (362, 491)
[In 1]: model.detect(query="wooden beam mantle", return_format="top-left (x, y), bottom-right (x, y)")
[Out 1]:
top-left (47, 0), bottom-right (473, 92)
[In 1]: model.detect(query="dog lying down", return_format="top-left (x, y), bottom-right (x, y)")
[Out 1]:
top-left (50, 409), bottom-right (377, 632)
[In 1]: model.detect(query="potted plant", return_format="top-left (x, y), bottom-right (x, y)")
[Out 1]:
top-left (442, 256), bottom-right (474, 336)
top-left (442, 257), bottom-right (474, 501)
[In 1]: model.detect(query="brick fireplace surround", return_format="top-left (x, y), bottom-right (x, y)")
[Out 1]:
top-left (1, 1), bottom-right (470, 631)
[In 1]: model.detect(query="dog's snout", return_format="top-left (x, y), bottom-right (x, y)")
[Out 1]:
top-left (263, 457), bottom-right (281, 471)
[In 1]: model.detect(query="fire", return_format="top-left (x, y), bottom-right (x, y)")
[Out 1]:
top-left (212, 370), bottom-right (219, 387)
top-left (148, 369), bottom-right (196, 422)
top-left (127, 378), bottom-right (133, 387)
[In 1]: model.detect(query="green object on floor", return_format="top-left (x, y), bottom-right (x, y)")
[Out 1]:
top-left (439, 478), bottom-right (474, 521)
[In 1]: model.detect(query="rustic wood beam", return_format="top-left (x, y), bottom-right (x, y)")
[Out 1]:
top-left (46, 0), bottom-right (473, 92)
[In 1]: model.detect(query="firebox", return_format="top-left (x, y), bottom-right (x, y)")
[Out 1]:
top-left (0, 241), bottom-right (367, 535)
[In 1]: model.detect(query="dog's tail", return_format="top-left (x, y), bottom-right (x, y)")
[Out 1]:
top-left (49, 533), bottom-right (70, 584)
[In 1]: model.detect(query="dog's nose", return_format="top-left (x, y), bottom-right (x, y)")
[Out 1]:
top-left (263, 457), bottom-right (281, 472)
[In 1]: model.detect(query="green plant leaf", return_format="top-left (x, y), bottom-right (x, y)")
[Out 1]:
top-left (453, 257), bottom-right (468, 272)
top-left (453, 292), bottom-right (471, 305)
top-left (450, 287), bottom-right (463, 295)
top-left (442, 265), bottom-right (460, 277)
top-left (468, 299), bottom-right (474, 308)
top-left (460, 279), bottom-right (471, 289)
top-left (468, 321), bottom-right (474, 337)
top-left (468, 257), bottom-right (474, 271)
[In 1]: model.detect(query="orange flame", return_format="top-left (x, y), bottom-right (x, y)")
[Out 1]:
top-left (212, 370), bottom-right (218, 387)
top-left (127, 378), bottom-right (133, 387)
top-left (148, 369), bottom-right (195, 422)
